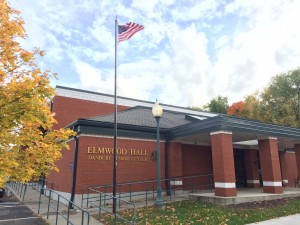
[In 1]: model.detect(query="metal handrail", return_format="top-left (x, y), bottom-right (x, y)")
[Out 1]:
top-left (38, 187), bottom-right (90, 225)
top-left (87, 188), bottom-right (136, 225)
top-left (82, 173), bottom-right (214, 208)
top-left (28, 178), bottom-right (55, 192)
top-left (7, 181), bottom-right (27, 201)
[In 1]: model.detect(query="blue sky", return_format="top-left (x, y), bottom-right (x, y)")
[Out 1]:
top-left (11, 0), bottom-right (300, 107)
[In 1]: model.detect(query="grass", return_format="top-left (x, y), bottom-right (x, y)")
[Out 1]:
top-left (97, 197), bottom-right (300, 225)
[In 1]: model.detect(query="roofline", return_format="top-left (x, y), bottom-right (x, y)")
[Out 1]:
top-left (87, 105), bottom-right (210, 122)
top-left (55, 85), bottom-right (217, 117)
top-left (68, 114), bottom-right (300, 142)
top-left (56, 85), bottom-right (153, 104)
top-left (68, 118), bottom-right (169, 140)
top-left (170, 115), bottom-right (300, 140)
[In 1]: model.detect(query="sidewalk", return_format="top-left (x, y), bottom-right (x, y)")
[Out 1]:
top-left (6, 185), bottom-right (102, 225)
top-left (6, 185), bottom-right (300, 225)
top-left (247, 214), bottom-right (300, 225)
top-left (0, 195), bottom-right (47, 225)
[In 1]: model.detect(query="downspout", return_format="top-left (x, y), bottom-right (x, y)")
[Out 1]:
top-left (69, 135), bottom-right (79, 209)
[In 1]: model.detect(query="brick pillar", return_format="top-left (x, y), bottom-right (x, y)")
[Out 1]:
top-left (295, 144), bottom-right (300, 179)
top-left (258, 137), bottom-right (283, 194)
top-left (279, 152), bottom-right (288, 186)
top-left (210, 131), bottom-right (236, 197)
top-left (245, 149), bottom-right (260, 188)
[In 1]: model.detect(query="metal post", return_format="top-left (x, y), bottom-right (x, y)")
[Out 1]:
top-left (69, 136), bottom-right (79, 209)
top-left (154, 117), bottom-right (165, 210)
top-left (40, 174), bottom-right (45, 195)
top-left (56, 195), bottom-right (60, 225)
top-left (113, 16), bottom-right (118, 219)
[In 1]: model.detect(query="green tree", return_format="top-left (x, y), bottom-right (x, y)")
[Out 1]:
top-left (258, 68), bottom-right (300, 127)
top-left (189, 106), bottom-right (203, 111)
top-left (203, 95), bottom-right (229, 114)
top-left (243, 94), bottom-right (261, 120)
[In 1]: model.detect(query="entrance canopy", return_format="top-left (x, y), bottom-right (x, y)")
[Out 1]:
top-left (170, 115), bottom-right (300, 150)
top-left (69, 106), bottom-right (300, 151)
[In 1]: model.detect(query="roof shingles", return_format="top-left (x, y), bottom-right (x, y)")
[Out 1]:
top-left (88, 107), bottom-right (191, 129)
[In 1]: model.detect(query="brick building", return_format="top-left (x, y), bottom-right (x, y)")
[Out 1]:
top-left (47, 86), bottom-right (300, 201)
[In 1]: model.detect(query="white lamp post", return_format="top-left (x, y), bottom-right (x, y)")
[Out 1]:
top-left (152, 100), bottom-right (166, 210)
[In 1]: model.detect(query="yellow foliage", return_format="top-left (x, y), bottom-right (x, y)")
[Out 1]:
top-left (0, 0), bottom-right (75, 186)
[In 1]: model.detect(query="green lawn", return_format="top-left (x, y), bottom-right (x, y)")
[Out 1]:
top-left (98, 198), bottom-right (300, 225)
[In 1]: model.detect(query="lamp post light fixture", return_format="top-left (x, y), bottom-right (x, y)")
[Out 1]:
top-left (152, 100), bottom-right (166, 210)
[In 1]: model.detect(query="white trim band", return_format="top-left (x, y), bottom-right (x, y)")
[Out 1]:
top-left (263, 181), bottom-right (282, 187)
top-left (215, 182), bottom-right (236, 188)
top-left (283, 179), bottom-right (288, 183)
top-left (257, 136), bottom-right (277, 140)
top-left (170, 181), bottom-right (183, 186)
top-left (210, 131), bottom-right (232, 136)
top-left (247, 180), bottom-right (260, 184)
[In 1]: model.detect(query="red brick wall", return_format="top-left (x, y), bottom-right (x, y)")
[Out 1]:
top-left (47, 140), bottom-right (75, 192)
top-left (245, 149), bottom-right (260, 188)
top-left (182, 144), bottom-right (213, 190)
top-left (76, 136), bottom-right (165, 194)
top-left (168, 142), bottom-right (183, 177)
top-left (52, 96), bottom-right (129, 129)
top-left (182, 144), bottom-right (212, 176)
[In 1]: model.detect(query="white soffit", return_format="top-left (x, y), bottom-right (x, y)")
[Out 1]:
top-left (233, 140), bottom-right (258, 146)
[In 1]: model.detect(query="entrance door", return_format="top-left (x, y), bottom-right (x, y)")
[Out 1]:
top-left (234, 149), bottom-right (247, 188)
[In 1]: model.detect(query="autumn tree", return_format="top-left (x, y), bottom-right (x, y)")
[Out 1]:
top-left (257, 68), bottom-right (300, 127)
top-left (0, 0), bottom-right (75, 186)
top-left (242, 94), bottom-right (261, 120)
top-left (227, 101), bottom-right (245, 117)
top-left (227, 69), bottom-right (300, 127)
top-left (227, 94), bottom-right (261, 119)
top-left (203, 95), bottom-right (229, 114)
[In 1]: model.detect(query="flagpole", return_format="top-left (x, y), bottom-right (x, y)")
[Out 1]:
top-left (113, 17), bottom-right (118, 216)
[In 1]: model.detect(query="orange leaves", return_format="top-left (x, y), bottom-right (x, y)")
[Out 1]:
top-left (20, 50), bottom-right (33, 62)
top-left (227, 101), bottom-right (245, 117)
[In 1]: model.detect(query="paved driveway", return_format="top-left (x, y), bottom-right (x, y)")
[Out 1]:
top-left (0, 196), bottom-right (48, 225)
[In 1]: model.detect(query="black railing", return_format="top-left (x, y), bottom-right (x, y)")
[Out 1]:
top-left (82, 174), bottom-right (213, 208)
top-left (38, 187), bottom-right (90, 225)
top-left (87, 190), bottom-right (136, 225)
top-left (28, 178), bottom-right (55, 193)
top-left (7, 181), bottom-right (27, 201)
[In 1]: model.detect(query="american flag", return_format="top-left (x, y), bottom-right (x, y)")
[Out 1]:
top-left (118, 22), bottom-right (144, 43)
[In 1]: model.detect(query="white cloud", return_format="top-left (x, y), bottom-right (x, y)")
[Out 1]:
top-left (212, 0), bottom-right (300, 103)
top-left (74, 60), bottom-right (114, 94)
top-left (10, 0), bottom-right (300, 108)
top-left (171, 0), bottom-right (222, 22)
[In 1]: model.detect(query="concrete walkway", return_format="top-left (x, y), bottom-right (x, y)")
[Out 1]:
top-left (6, 185), bottom-right (102, 225)
top-left (0, 195), bottom-right (48, 225)
top-left (247, 214), bottom-right (300, 225)
top-left (6, 185), bottom-right (300, 225)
